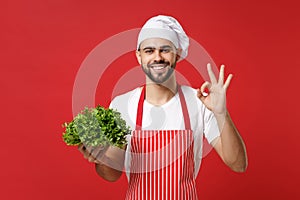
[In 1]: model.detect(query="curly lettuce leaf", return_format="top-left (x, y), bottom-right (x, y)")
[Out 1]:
top-left (62, 106), bottom-right (130, 148)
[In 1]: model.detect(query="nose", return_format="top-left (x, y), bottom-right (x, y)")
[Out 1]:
top-left (153, 50), bottom-right (163, 62)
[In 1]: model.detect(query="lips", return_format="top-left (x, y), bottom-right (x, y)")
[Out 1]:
top-left (149, 63), bottom-right (168, 70)
top-left (152, 65), bottom-right (166, 70)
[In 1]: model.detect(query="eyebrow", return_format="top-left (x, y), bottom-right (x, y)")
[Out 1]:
top-left (141, 45), bottom-right (173, 51)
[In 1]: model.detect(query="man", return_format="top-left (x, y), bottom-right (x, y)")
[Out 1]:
top-left (78, 15), bottom-right (247, 199)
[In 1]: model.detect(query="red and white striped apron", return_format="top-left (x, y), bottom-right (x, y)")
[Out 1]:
top-left (125, 85), bottom-right (198, 200)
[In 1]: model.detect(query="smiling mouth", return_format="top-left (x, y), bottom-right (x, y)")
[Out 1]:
top-left (149, 64), bottom-right (168, 70)
top-left (152, 66), bottom-right (166, 70)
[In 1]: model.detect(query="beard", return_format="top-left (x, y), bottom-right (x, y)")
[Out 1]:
top-left (141, 60), bottom-right (176, 84)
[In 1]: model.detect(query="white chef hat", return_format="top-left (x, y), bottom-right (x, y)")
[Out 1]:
top-left (137, 15), bottom-right (190, 60)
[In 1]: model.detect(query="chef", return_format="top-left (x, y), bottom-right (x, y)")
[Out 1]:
top-left (79, 15), bottom-right (248, 200)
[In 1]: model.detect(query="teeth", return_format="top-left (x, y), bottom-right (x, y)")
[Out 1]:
top-left (152, 65), bottom-right (166, 70)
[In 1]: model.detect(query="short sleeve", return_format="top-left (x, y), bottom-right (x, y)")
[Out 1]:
top-left (203, 107), bottom-right (220, 144)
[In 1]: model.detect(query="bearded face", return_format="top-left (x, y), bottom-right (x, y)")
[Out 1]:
top-left (136, 38), bottom-right (180, 84)
top-left (141, 58), bottom-right (176, 84)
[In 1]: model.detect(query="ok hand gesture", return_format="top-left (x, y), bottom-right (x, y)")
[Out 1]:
top-left (197, 63), bottom-right (233, 115)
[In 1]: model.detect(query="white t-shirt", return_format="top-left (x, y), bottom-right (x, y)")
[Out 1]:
top-left (109, 85), bottom-right (220, 178)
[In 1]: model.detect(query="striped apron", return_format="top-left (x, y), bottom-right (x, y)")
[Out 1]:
top-left (125, 85), bottom-right (198, 200)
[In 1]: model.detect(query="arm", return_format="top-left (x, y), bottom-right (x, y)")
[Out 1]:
top-left (212, 112), bottom-right (248, 172)
top-left (197, 63), bottom-right (248, 172)
top-left (95, 163), bottom-right (123, 182)
top-left (78, 144), bottom-right (126, 181)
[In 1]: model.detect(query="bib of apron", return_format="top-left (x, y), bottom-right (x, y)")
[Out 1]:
top-left (125, 85), bottom-right (198, 200)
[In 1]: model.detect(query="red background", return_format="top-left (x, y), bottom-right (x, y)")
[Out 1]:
top-left (1, 0), bottom-right (300, 199)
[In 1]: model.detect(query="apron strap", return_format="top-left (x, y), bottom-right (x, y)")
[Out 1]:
top-left (178, 85), bottom-right (191, 130)
top-left (136, 85), bottom-right (145, 130)
top-left (135, 85), bottom-right (191, 130)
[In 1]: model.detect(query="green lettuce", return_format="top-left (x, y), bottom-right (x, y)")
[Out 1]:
top-left (62, 105), bottom-right (130, 148)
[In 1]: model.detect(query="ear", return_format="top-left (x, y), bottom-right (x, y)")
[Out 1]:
top-left (135, 50), bottom-right (142, 65)
top-left (176, 48), bottom-right (182, 61)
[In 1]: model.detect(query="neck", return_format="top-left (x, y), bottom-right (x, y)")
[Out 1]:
top-left (145, 75), bottom-right (177, 106)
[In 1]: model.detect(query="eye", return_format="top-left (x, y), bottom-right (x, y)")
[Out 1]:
top-left (144, 49), bottom-right (154, 54)
top-left (160, 48), bottom-right (171, 53)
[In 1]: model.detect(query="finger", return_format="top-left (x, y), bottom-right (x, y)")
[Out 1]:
top-left (91, 145), bottom-right (106, 160)
top-left (200, 81), bottom-right (211, 95)
top-left (78, 144), bottom-right (83, 151)
top-left (197, 89), bottom-right (206, 104)
top-left (85, 145), bottom-right (94, 154)
top-left (196, 88), bottom-right (202, 97)
top-left (94, 160), bottom-right (101, 164)
top-left (88, 156), bottom-right (96, 163)
top-left (81, 146), bottom-right (93, 159)
top-left (224, 74), bottom-right (233, 90)
top-left (207, 63), bottom-right (217, 84)
top-left (219, 64), bottom-right (225, 84)
top-left (83, 152), bottom-right (90, 159)
top-left (78, 144), bottom-right (85, 154)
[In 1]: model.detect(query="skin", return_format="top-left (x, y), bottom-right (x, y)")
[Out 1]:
top-left (136, 38), bottom-right (181, 105)
top-left (197, 64), bottom-right (248, 172)
top-left (78, 37), bottom-right (248, 182)
top-left (78, 144), bottom-right (125, 181)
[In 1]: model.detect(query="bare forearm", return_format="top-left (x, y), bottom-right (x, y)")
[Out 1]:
top-left (215, 112), bottom-right (248, 172)
top-left (94, 145), bottom-right (126, 181)
top-left (95, 162), bottom-right (123, 182)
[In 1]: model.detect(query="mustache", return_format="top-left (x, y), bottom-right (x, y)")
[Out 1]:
top-left (148, 61), bottom-right (170, 67)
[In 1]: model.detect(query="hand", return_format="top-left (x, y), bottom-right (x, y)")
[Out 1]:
top-left (78, 143), bottom-right (108, 164)
top-left (197, 63), bottom-right (233, 115)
